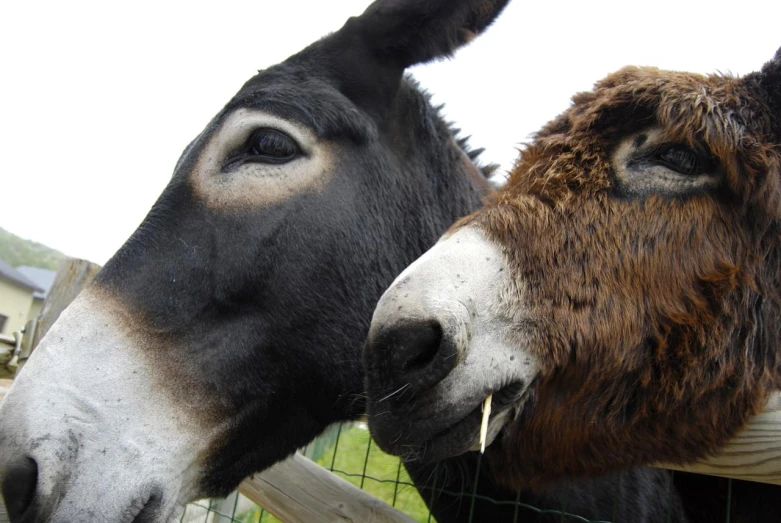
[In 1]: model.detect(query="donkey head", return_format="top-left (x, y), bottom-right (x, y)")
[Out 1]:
top-left (365, 48), bottom-right (781, 487)
top-left (0, 1), bottom-right (508, 521)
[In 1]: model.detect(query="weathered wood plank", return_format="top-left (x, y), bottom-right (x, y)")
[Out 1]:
top-left (238, 453), bottom-right (417, 523)
top-left (656, 392), bottom-right (781, 484)
top-left (31, 258), bottom-right (101, 346)
top-left (0, 379), bottom-right (12, 398)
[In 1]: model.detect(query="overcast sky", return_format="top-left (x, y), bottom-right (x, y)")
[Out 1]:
top-left (1, 0), bottom-right (779, 265)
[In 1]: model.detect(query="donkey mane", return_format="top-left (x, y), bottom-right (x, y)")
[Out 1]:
top-left (404, 74), bottom-right (498, 179)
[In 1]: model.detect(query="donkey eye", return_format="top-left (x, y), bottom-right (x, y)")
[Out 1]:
top-left (652, 144), bottom-right (709, 176)
top-left (247, 128), bottom-right (300, 164)
top-left (613, 130), bottom-right (722, 197)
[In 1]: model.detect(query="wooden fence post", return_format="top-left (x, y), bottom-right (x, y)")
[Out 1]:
top-left (14, 258), bottom-right (100, 376)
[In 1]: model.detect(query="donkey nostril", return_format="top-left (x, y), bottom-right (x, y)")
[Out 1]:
top-left (2, 456), bottom-right (39, 520)
top-left (131, 485), bottom-right (164, 523)
top-left (372, 318), bottom-right (457, 395)
top-left (397, 320), bottom-right (443, 372)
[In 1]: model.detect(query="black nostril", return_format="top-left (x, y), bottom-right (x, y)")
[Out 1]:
top-left (395, 320), bottom-right (443, 373)
top-left (2, 456), bottom-right (38, 520)
top-left (131, 485), bottom-right (164, 523)
top-left (372, 318), bottom-right (457, 394)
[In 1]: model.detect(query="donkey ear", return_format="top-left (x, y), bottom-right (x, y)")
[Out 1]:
top-left (745, 47), bottom-right (781, 138)
top-left (759, 48), bottom-right (781, 106)
top-left (314, 0), bottom-right (509, 119)
top-left (351, 0), bottom-right (511, 68)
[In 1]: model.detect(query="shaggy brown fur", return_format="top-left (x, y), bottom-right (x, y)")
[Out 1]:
top-left (453, 50), bottom-right (781, 491)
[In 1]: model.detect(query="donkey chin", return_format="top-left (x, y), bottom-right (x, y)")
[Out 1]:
top-left (364, 226), bottom-right (537, 462)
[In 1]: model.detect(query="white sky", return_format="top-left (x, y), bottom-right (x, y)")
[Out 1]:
top-left (1, 0), bottom-right (778, 265)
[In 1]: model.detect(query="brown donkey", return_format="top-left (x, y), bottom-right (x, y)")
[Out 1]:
top-left (366, 49), bottom-right (781, 520)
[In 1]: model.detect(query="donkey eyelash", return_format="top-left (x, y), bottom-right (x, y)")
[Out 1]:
top-left (630, 143), bottom-right (717, 177)
top-left (223, 127), bottom-right (302, 170)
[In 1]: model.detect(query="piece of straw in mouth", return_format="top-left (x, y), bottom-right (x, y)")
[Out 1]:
top-left (480, 393), bottom-right (493, 454)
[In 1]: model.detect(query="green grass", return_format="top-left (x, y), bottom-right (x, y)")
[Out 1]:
top-left (237, 422), bottom-right (433, 522)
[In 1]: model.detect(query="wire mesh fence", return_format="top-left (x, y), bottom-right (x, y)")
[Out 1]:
top-left (181, 421), bottom-right (431, 522)
top-left (182, 421), bottom-right (736, 523)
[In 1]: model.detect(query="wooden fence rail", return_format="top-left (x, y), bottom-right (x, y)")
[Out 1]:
top-left (240, 454), bottom-right (416, 522)
top-left (658, 392), bottom-right (781, 485)
top-left (1, 256), bottom-right (781, 523)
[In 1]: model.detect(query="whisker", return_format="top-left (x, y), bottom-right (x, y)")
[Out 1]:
top-left (378, 383), bottom-right (411, 402)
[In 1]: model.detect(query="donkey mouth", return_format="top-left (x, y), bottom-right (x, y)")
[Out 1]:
top-left (403, 381), bottom-right (529, 463)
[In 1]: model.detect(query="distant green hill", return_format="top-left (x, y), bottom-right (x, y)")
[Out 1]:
top-left (0, 227), bottom-right (66, 270)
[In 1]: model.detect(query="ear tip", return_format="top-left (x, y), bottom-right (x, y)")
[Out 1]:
top-left (351, 0), bottom-right (510, 69)
top-left (755, 47), bottom-right (781, 79)
top-left (762, 47), bottom-right (781, 75)
top-left (759, 47), bottom-right (781, 140)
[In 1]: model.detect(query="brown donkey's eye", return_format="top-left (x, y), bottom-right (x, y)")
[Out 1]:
top-left (653, 144), bottom-right (708, 176)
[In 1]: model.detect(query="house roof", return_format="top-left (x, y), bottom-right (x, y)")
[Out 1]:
top-left (0, 258), bottom-right (42, 293)
top-left (15, 266), bottom-right (56, 300)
